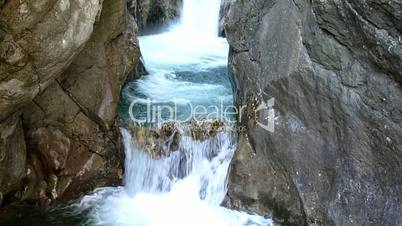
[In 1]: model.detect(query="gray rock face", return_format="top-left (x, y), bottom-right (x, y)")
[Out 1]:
top-left (218, 0), bottom-right (233, 37)
top-left (0, 0), bottom-right (103, 123)
top-left (225, 0), bottom-right (402, 225)
top-left (127, 0), bottom-right (182, 33)
top-left (0, 0), bottom-right (102, 203)
top-left (0, 0), bottom-right (141, 204)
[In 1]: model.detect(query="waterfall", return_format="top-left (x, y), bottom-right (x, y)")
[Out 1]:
top-left (75, 129), bottom-right (270, 226)
top-left (123, 128), bottom-right (235, 205)
top-left (74, 1), bottom-right (273, 225)
top-left (178, 0), bottom-right (222, 37)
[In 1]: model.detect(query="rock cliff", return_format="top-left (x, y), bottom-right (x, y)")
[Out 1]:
top-left (225, 0), bottom-right (402, 225)
top-left (218, 0), bottom-right (232, 37)
top-left (127, 0), bottom-right (182, 33)
top-left (0, 0), bottom-right (140, 205)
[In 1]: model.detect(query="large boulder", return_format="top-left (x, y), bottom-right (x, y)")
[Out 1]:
top-left (21, 0), bottom-right (141, 202)
top-left (0, 0), bottom-right (103, 123)
top-left (0, 0), bottom-right (141, 204)
top-left (225, 0), bottom-right (402, 225)
top-left (0, 0), bottom-right (103, 202)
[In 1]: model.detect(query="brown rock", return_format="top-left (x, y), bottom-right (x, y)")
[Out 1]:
top-left (0, 113), bottom-right (26, 196)
top-left (0, 0), bottom-right (141, 204)
top-left (21, 0), bottom-right (141, 201)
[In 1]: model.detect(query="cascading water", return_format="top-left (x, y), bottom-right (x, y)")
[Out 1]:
top-left (74, 0), bottom-right (273, 225)
top-left (180, 0), bottom-right (222, 36)
top-left (123, 129), bottom-right (234, 204)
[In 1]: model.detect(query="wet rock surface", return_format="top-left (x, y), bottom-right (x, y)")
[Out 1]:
top-left (127, 120), bottom-right (229, 159)
top-left (225, 0), bottom-right (402, 225)
top-left (129, 123), bottom-right (182, 159)
top-left (0, 0), bottom-right (141, 205)
top-left (127, 0), bottom-right (182, 34)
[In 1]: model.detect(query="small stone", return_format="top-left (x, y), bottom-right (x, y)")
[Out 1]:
top-left (47, 175), bottom-right (58, 200)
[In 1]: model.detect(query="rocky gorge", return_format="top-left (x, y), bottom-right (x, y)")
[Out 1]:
top-left (0, 0), bottom-right (401, 226)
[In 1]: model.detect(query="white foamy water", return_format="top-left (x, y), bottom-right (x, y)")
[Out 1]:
top-left (139, 0), bottom-right (228, 70)
top-left (74, 0), bottom-right (273, 225)
top-left (180, 0), bottom-right (222, 37)
top-left (75, 129), bottom-right (271, 226)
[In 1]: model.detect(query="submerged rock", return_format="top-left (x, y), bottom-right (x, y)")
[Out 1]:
top-left (129, 122), bottom-right (181, 159)
top-left (188, 120), bottom-right (226, 141)
top-left (226, 0), bottom-right (402, 225)
top-left (127, 120), bottom-right (229, 159)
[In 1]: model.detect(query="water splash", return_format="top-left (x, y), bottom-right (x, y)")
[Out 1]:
top-left (74, 129), bottom-right (272, 226)
top-left (179, 0), bottom-right (222, 37)
top-left (123, 128), bottom-right (235, 204)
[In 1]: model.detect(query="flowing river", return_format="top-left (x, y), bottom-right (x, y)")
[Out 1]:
top-left (0, 0), bottom-right (273, 225)
top-left (78, 0), bottom-right (271, 225)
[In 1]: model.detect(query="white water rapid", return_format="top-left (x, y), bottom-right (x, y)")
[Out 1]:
top-left (74, 0), bottom-right (273, 225)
